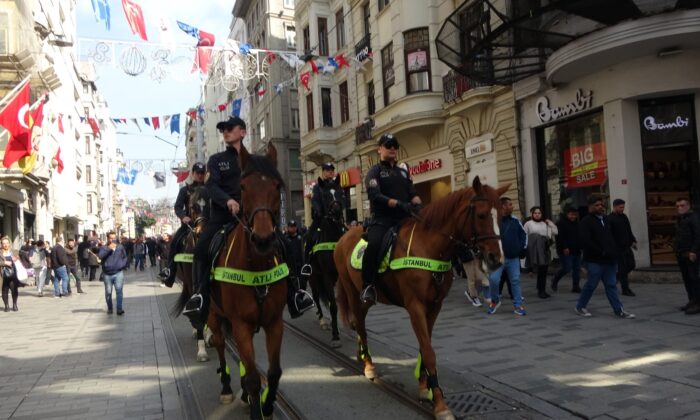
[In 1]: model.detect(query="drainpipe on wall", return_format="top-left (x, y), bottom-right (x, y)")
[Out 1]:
top-left (512, 94), bottom-right (527, 217)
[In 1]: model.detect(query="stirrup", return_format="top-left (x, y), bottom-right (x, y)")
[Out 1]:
top-left (158, 268), bottom-right (170, 279)
top-left (360, 285), bottom-right (377, 305)
top-left (295, 290), bottom-right (315, 314)
top-left (300, 264), bottom-right (312, 277)
top-left (182, 294), bottom-right (203, 316)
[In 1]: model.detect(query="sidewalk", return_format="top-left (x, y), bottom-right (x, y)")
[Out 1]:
top-left (0, 268), bottom-right (181, 420)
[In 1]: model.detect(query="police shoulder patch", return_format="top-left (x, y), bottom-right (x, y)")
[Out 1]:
top-left (369, 178), bottom-right (378, 187)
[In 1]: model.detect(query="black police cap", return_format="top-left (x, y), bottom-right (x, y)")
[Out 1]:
top-left (321, 162), bottom-right (335, 170)
top-left (377, 133), bottom-right (399, 146)
top-left (216, 117), bottom-right (247, 131)
top-left (192, 162), bottom-right (206, 172)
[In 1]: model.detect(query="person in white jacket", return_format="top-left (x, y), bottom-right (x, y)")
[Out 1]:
top-left (523, 206), bottom-right (558, 299)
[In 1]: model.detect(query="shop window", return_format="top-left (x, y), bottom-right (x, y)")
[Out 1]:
top-left (404, 27), bottom-right (431, 94)
top-left (367, 81), bottom-right (375, 115)
top-left (381, 43), bottom-right (394, 107)
top-left (336, 9), bottom-right (345, 50)
top-left (537, 111), bottom-right (609, 221)
top-left (339, 81), bottom-right (349, 124)
top-left (321, 88), bottom-right (333, 127)
top-left (318, 18), bottom-right (328, 56)
top-left (306, 93), bottom-right (314, 131)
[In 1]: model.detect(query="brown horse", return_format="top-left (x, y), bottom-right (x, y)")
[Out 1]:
top-left (171, 185), bottom-right (210, 362)
top-left (334, 176), bottom-right (507, 420)
top-left (205, 144), bottom-right (288, 420)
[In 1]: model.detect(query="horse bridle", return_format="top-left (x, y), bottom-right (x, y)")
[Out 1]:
top-left (452, 196), bottom-right (501, 257)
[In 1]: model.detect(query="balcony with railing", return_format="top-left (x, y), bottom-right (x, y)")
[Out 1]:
top-left (355, 119), bottom-right (374, 145)
top-left (442, 70), bottom-right (489, 103)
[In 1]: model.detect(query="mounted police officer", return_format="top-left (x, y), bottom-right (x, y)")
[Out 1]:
top-left (284, 220), bottom-right (314, 317)
top-left (361, 133), bottom-right (422, 305)
top-left (301, 162), bottom-right (344, 276)
top-left (183, 117), bottom-right (246, 328)
top-left (160, 162), bottom-right (207, 287)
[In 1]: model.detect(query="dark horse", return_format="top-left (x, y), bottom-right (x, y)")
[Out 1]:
top-left (334, 177), bottom-right (507, 420)
top-left (174, 144), bottom-right (288, 419)
top-left (171, 185), bottom-right (210, 363)
top-left (307, 181), bottom-right (346, 346)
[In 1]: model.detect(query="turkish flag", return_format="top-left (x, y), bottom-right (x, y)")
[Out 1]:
top-left (151, 116), bottom-right (160, 129)
top-left (0, 82), bottom-right (32, 168)
top-left (54, 147), bottom-right (64, 174)
top-left (122, 0), bottom-right (148, 41)
top-left (175, 170), bottom-right (190, 183)
top-left (193, 29), bottom-right (215, 74)
top-left (88, 117), bottom-right (101, 137)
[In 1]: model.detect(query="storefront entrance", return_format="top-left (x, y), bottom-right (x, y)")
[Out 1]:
top-left (639, 95), bottom-right (700, 265)
top-left (414, 176), bottom-right (451, 205)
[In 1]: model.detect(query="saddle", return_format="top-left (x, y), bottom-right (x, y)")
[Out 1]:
top-left (351, 226), bottom-right (398, 272)
top-left (208, 222), bottom-right (238, 268)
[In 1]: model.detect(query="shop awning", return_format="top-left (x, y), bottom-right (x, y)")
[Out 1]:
top-left (436, 0), bottom-right (700, 85)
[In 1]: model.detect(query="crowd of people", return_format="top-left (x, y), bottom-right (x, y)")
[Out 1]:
top-left (0, 232), bottom-right (173, 313)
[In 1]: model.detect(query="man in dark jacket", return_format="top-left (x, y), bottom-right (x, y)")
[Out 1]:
top-left (487, 197), bottom-right (528, 315)
top-left (609, 199), bottom-right (637, 296)
top-left (52, 238), bottom-right (71, 297)
top-left (284, 220), bottom-right (313, 317)
top-left (552, 206), bottom-right (582, 293)
top-left (146, 237), bottom-right (157, 267)
top-left (361, 133), bottom-right (422, 305)
top-left (65, 238), bottom-right (84, 294)
top-left (674, 198), bottom-right (700, 315)
top-left (98, 231), bottom-right (129, 315)
top-left (575, 196), bottom-right (635, 318)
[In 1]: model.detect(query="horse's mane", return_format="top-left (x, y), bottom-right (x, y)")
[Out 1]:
top-left (419, 187), bottom-right (475, 229)
top-left (242, 155), bottom-right (285, 188)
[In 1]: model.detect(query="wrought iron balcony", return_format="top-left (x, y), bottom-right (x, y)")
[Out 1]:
top-left (355, 119), bottom-right (374, 145)
top-left (442, 71), bottom-right (487, 103)
top-left (354, 33), bottom-right (372, 63)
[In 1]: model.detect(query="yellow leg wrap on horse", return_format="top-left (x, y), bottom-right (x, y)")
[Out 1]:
top-left (261, 386), bottom-right (270, 404)
top-left (239, 361), bottom-right (246, 377)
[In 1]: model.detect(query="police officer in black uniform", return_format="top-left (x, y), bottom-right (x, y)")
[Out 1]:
top-left (361, 133), bottom-right (422, 305)
top-left (301, 162), bottom-right (343, 275)
top-left (160, 162), bottom-right (207, 286)
top-left (284, 220), bottom-right (314, 317)
top-left (183, 117), bottom-right (245, 328)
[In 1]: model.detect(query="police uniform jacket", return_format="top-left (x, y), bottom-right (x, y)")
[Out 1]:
top-left (174, 181), bottom-right (205, 221)
top-left (311, 178), bottom-right (344, 221)
top-left (365, 160), bottom-right (417, 221)
top-left (206, 146), bottom-right (242, 224)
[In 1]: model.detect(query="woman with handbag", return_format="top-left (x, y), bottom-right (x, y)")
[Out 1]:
top-left (1, 236), bottom-right (21, 312)
top-left (524, 207), bottom-right (558, 299)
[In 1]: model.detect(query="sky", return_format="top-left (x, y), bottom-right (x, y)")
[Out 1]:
top-left (76, 0), bottom-right (234, 202)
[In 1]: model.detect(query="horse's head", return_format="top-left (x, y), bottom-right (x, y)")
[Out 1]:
top-left (240, 144), bottom-right (283, 255)
top-left (188, 185), bottom-right (208, 234)
top-left (320, 176), bottom-right (345, 222)
top-left (462, 176), bottom-right (510, 271)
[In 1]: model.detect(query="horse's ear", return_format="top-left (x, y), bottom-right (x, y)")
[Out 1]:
top-left (472, 175), bottom-right (483, 195)
top-left (495, 183), bottom-right (511, 197)
top-left (239, 145), bottom-right (250, 169)
top-left (266, 142), bottom-right (278, 167)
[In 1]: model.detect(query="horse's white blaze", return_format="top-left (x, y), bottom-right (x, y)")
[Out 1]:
top-left (492, 207), bottom-right (504, 262)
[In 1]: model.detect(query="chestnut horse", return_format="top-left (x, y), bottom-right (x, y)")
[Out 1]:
top-left (171, 185), bottom-right (210, 362)
top-left (307, 183), bottom-right (346, 346)
top-left (206, 144), bottom-right (288, 420)
top-left (334, 177), bottom-right (507, 420)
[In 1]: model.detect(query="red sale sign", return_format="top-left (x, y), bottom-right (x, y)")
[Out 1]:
top-left (563, 143), bottom-right (607, 188)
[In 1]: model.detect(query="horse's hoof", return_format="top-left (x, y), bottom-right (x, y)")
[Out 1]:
top-left (219, 393), bottom-right (234, 404)
top-left (319, 318), bottom-right (330, 330)
top-left (330, 338), bottom-right (341, 349)
top-left (197, 341), bottom-right (209, 362)
top-left (204, 328), bottom-right (214, 347)
top-left (197, 353), bottom-right (209, 362)
top-left (364, 366), bottom-right (376, 380)
top-left (419, 388), bottom-right (430, 401)
top-left (191, 329), bottom-right (198, 339)
top-left (435, 409), bottom-right (455, 420)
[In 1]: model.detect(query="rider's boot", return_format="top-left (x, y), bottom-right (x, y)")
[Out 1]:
top-left (183, 260), bottom-right (208, 329)
top-left (287, 276), bottom-right (314, 319)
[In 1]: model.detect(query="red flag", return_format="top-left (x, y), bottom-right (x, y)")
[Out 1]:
top-left (151, 116), bottom-right (160, 129)
top-left (122, 0), bottom-right (148, 41)
top-left (197, 30), bottom-right (215, 47)
top-left (335, 54), bottom-right (350, 68)
top-left (175, 170), bottom-right (190, 183)
top-left (310, 60), bottom-right (319, 74)
top-left (193, 29), bottom-right (215, 74)
top-left (217, 103), bottom-right (227, 111)
top-left (300, 71), bottom-right (311, 91)
top-left (88, 117), bottom-right (101, 137)
top-left (31, 100), bottom-right (45, 128)
top-left (58, 113), bottom-right (64, 133)
top-left (0, 81), bottom-right (32, 168)
top-left (257, 85), bottom-right (267, 97)
top-left (53, 147), bottom-right (64, 174)
top-left (121, 118), bottom-right (127, 124)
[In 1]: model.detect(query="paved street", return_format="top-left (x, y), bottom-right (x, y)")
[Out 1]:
top-left (1, 268), bottom-right (699, 420)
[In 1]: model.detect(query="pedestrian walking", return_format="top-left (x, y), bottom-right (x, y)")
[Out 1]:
top-left (156, 234), bottom-right (171, 287)
top-left (1, 236), bottom-right (21, 312)
top-left (98, 231), bottom-right (129, 315)
top-left (609, 199), bottom-right (637, 296)
top-left (487, 197), bottom-right (528, 316)
top-left (133, 238), bottom-right (146, 271)
top-left (674, 198), bottom-right (700, 315)
top-left (456, 244), bottom-right (490, 307)
top-left (146, 236), bottom-right (157, 268)
top-left (523, 206), bottom-right (558, 299)
top-left (30, 240), bottom-right (48, 297)
top-left (86, 241), bottom-right (101, 281)
top-left (78, 236), bottom-right (89, 277)
top-left (51, 237), bottom-right (70, 298)
top-left (65, 238), bottom-right (84, 294)
top-left (575, 195), bottom-right (635, 319)
top-left (552, 206), bottom-right (582, 293)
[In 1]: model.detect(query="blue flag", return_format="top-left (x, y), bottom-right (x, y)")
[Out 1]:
top-left (91, 0), bottom-right (111, 30)
top-left (231, 99), bottom-right (242, 118)
top-left (176, 21), bottom-right (200, 40)
top-left (170, 114), bottom-right (180, 134)
top-left (144, 118), bottom-right (151, 126)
